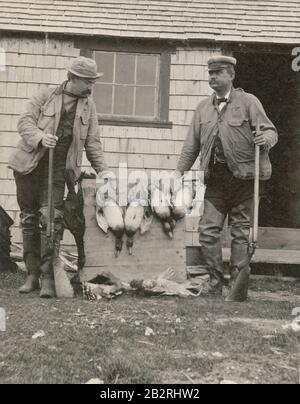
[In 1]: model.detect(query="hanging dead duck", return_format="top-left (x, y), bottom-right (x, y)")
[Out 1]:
top-left (96, 199), bottom-right (125, 257)
top-left (162, 218), bottom-right (177, 239)
top-left (124, 202), bottom-right (145, 255)
top-left (124, 181), bottom-right (152, 254)
top-left (151, 186), bottom-right (174, 238)
top-left (171, 184), bottom-right (195, 221)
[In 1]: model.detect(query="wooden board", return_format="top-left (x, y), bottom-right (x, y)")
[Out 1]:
top-left (223, 248), bottom-right (300, 265)
top-left (186, 216), bottom-right (300, 250)
top-left (186, 216), bottom-right (300, 264)
top-left (81, 180), bottom-right (187, 283)
top-left (187, 249), bottom-right (300, 266)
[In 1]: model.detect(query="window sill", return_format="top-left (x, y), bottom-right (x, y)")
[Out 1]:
top-left (98, 117), bottom-right (173, 129)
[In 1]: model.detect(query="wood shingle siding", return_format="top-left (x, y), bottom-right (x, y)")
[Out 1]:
top-left (0, 0), bottom-right (300, 43)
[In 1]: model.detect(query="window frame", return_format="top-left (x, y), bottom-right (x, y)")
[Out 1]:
top-left (77, 39), bottom-right (174, 128)
top-left (93, 51), bottom-right (161, 121)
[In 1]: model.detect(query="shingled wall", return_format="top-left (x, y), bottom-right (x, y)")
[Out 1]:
top-left (1, 0), bottom-right (300, 44)
top-left (0, 34), bottom-right (220, 245)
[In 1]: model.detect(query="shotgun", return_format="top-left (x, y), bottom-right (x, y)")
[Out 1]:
top-left (46, 136), bottom-right (75, 298)
top-left (46, 148), bottom-right (55, 250)
top-left (227, 123), bottom-right (261, 302)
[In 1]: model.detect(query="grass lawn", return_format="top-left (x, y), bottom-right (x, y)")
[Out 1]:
top-left (0, 270), bottom-right (299, 384)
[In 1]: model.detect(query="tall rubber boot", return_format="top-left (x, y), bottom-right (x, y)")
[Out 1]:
top-left (39, 234), bottom-right (59, 299)
top-left (19, 233), bottom-right (41, 294)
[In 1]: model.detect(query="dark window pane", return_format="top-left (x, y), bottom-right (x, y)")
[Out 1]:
top-left (137, 55), bottom-right (158, 85)
top-left (95, 52), bottom-right (114, 83)
top-left (93, 83), bottom-right (113, 115)
top-left (115, 54), bottom-right (135, 85)
top-left (114, 85), bottom-right (134, 116)
top-left (135, 87), bottom-right (156, 117)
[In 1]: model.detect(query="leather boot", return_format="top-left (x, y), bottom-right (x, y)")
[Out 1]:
top-left (39, 234), bottom-right (59, 299)
top-left (19, 234), bottom-right (41, 294)
top-left (19, 265), bottom-right (40, 293)
top-left (201, 268), bottom-right (224, 297)
top-left (228, 266), bottom-right (240, 289)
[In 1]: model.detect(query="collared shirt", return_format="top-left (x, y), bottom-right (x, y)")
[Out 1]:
top-left (212, 89), bottom-right (232, 164)
top-left (216, 90), bottom-right (231, 111)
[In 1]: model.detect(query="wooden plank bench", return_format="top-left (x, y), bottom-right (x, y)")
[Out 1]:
top-left (185, 216), bottom-right (300, 265)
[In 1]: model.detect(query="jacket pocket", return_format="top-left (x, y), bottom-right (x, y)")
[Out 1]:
top-left (200, 119), bottom-right (211, 126)
top-left (18, 140), bottom-right (34, 153)
top-left (38, 103), bottom-right (56, 131)
top-left (9, 141), bottom-right (45, 175)
top-left (199, 119), bottom-right (211, 146)
top-left (41, 103), bottom-right (56, 116)
top-left (80, 114), bottom-right (89, 140)
top-left (228, 118), bottom-right (255, 162)
top-left (228, 118), bottom-right (248, 127)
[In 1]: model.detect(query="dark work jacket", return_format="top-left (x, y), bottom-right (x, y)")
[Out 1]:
top-left (176, 88), bottom-right (278, 180)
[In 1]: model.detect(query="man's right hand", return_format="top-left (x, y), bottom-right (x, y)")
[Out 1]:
top-left (42, 133), bottom-right (58, 148)
top-left (170, 170), bottom-right (183, 195)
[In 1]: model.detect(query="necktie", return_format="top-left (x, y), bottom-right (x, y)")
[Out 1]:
top-left (63, 90), bottom-right (87, 99)
top-left (217, 97), bottom-right (228, 105)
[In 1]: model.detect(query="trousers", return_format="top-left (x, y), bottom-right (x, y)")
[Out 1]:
top-left (14, 156), bottom-right (66, 279)
top-left (199, 163), bottom-right (264, 276)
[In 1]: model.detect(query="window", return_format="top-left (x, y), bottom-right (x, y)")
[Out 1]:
top-left (92, 50), bottom-right (171, 127)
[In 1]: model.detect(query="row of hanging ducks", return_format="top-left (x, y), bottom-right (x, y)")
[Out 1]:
top-left (96, 181), bottom-right (197, 257)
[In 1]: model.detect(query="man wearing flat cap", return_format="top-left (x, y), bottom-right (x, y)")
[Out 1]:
top-left (173, 55), bottom-right (278, 297)
top-left (8, 57), bottom-right (108, 298)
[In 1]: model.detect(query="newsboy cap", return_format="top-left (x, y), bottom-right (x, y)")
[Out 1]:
top-left (207, 56), bottom-right (237, 71)
top-left (68, 56), bottom-right (104, 79)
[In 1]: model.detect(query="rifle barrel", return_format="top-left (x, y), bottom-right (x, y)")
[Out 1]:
top-left (46, 148), bottom-right (54, 242)
top-left (253, 124), bottom-right (261, 245)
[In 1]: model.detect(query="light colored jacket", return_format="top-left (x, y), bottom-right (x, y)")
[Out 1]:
top-left (177, 88), bottom-right (278, 180)
top-left (8, 82), bottom-right (107, 177)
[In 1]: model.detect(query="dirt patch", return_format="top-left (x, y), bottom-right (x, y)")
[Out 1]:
top-left (215, 317), bottom-right (287, 334)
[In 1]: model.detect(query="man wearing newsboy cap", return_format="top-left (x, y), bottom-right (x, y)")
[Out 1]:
top-left (173, 55), bottom-right (278, 297)
top-left (9, 57), bottom-right (108, 298)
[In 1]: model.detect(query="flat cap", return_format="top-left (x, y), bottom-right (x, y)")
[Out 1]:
top-left (68, 56), bottom-right (104, 79)
top-left (207, 56), bottom-right (237, 71)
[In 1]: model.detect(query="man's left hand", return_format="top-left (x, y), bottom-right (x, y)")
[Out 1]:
top-left (254, 132), bottom-right (268, 147)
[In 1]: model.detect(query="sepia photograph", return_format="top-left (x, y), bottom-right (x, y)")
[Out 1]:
top-left (0, 0), bottom-right (299, 386)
